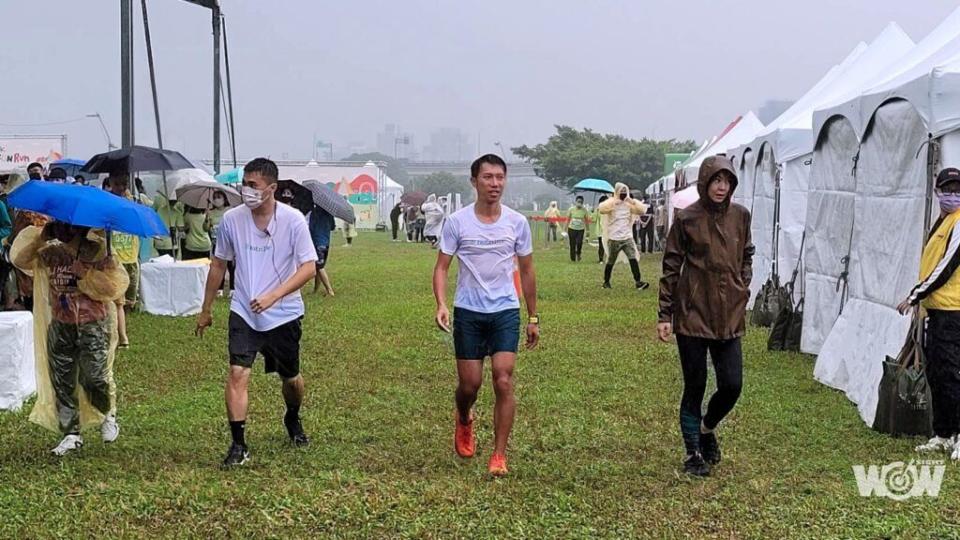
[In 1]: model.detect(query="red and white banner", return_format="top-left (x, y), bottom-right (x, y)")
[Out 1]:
top-left (0, 136), bottom-right (66, 171)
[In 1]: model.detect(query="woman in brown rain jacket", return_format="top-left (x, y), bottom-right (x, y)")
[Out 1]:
top-left (657, 155), bottom-right (754, 477)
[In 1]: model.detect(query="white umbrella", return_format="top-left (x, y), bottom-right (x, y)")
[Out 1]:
top-left (175, 180), bottom-right (241, 209)
top-left (168, 168), bottom-right (216, 191)
top-left (673, 185), bottom-right (699, 210)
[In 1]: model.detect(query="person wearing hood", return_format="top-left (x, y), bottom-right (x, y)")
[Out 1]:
top-left (597, 183), bottom-right (649, 289)
top-left (544, 201), bottom-right (561, 242)
top-left (898, 167), bottom-right (960, 460)
top-left (566, 196), bottom-right (589, 262)
top-left (12, 221), bottom-right (128, 455)
top-left (422, 194), bottom-right (444, 247)
top-left (657, 155), bottom-right (753, 477)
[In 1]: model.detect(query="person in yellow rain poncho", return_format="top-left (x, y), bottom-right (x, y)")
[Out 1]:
top-left (544, 201), bottom-right (561, 242)
top-left (11, 222), bottom-right (128, 456)
top-left (598, 182), bottom-right (649, 290)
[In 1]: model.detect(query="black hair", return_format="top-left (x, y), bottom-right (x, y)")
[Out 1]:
top-left (27, 162), bottom-right (43, 171)
top-left (575, 195), bottom-right (584, 202)
top-left (470, 153), bottom-right (507, 178)
top-left (48, 167), bottom-right (68, 180)
top-left (598, 195), bottom-right (609, 203)
top-left (75, 175), bottom-right (85, 182)
top-left (244, 157), bottom-right (279, 183)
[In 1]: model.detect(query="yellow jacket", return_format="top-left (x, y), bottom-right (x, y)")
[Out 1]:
top-left (912, 210), bottom-right (960, 310)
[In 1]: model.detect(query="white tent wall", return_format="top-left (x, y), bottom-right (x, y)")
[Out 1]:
top-left (733, 147), bottom-right (756, 209)
top-left (803, 117), bottom-right (860, 356)
top-left (815, 100), bottom-right (928, 426)
top-left (749, 144), bottom-right (778, 302)
top-left (776, 157), bottom-right (811, 300)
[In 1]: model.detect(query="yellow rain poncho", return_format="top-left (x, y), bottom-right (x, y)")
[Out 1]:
top-left (11, 225), bottom-right (127, 433)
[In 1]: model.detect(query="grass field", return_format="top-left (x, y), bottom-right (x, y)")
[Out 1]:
top-left (1, 231), bottom-right (958, 538)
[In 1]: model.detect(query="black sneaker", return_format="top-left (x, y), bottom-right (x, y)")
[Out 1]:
top-left (701, 431), bottom-right (721, 465)
top-left (683, 452), bottom-right (711, 477)
top-left (602, 282), bottom-right (612, 289)
top-left (285, 414), bottom-right (310, 447)
top-left (221, 442), bottom-right (249, 468)
top-left (636, 281), bottom-right (650, 290)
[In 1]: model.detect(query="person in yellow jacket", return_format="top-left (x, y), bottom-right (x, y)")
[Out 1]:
top-left (899, 167), bottom-right (960, 460)
top-left (108, 174), bottom-right (140, 348)
top-left (12, 222), bottom-right (128, 456)
top-left (598, 182), bottom-right (648, 289)
top-left (544, 201), bottom-right (561, 242)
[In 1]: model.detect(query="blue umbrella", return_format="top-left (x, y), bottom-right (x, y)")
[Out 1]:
top-left (50, 158), bottom-right (88, 168)
top-left (215, 168), bottom-right (242, 184)
top-left (8, 180), bottom-right (167, 237)
top-left (573, 178), bottom-right (615, 194)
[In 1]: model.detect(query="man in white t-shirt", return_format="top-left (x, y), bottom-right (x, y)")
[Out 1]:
top-left (195, 158), bottom-right (318, 468)
top-left (433, 154), bottom-right (540, 477)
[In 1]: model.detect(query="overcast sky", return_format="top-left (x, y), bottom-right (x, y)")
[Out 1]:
top-left (2, 0), bottom-right (958, 162)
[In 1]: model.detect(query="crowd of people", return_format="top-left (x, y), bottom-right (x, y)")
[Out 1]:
top-left (16, 149), bottom-right (960, 479)
top-left (389, 193), bottom-right (450, 248)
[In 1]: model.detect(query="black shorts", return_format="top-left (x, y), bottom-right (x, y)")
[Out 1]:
top-left (315, 245), bottom-right (329, 269)
top-left (453, 307), bottom-right (521, 360)
top-left (228, 312), bottom-right (302, 379)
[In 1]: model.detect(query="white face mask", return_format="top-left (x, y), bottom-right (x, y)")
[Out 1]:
top-left (212, 197), bottom-right (225, 208)
top-left (241, 185), bottom-right (265, 209)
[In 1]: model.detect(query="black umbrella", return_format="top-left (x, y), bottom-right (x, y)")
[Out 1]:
top-left (80, 145), bottom-right (195, 175)
top-left (303, 179), bottom-right (356, 223)
top-left (276, 179), bottom-right (314, 215)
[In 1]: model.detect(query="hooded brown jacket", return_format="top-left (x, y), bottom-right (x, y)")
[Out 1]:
top-left (658, 156), bottom-right (754, 340)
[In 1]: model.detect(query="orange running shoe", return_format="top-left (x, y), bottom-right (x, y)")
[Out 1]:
top-left (454, 411), bottom-right (475, 458)
top-left (488, 453), bottom-right (508, 476)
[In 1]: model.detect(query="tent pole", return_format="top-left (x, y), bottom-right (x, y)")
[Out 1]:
top-left (140, 0), bottom-right (170, 202)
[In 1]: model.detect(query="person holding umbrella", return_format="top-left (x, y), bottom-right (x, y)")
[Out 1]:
top-left (153, 195), bottom-right (184, 258)
top-left (308, 204), bottom-right (336, 296)
top-left (12, 222), bottom-right (128, 455)
top-left (195, 158), bottom-right (318, 468)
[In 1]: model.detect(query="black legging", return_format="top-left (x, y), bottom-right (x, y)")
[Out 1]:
top-left (676, 335), bottom-right (743, 456)
top-left (568, 229), bottom-right (584, 261)
top-left (597, 236), bottom-right (605, 263)
top-left (927, 310), bottom-right (960, 438)
top-left (391, 220), bottom-right (400, 240)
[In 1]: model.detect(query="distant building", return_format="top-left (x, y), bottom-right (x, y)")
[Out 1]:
top-left (423, 128), bottom-right (472, 162)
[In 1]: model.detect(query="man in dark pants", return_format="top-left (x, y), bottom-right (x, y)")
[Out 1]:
top-left (390, 202), bottom-right (403, 242)
top-left (899, 167), bottom-right (960, 460)
top-left (195, 158), bottom-right (318, 468)
top-left (638, 204), bottom-right (655, 253)
top-left (566, 195), bottom-right (588, 262)
top-left (658, 155), bottom-right (753, 477)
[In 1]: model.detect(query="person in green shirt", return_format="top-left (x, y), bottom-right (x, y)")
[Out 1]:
top-left (567, 195), bottom-right (589, 262)
top-left (182, 205), bottom-right (213, 260)
top-left (153, 195), bottom-right (184, 257)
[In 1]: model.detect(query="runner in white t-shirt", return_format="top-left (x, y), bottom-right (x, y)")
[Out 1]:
top-left (195, 158), bottom-right (318, 468)
top-left (433, 154), bottom-right (540, 477)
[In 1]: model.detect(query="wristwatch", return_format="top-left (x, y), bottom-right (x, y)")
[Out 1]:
top-left (528, 314), bottom-right (540, 325)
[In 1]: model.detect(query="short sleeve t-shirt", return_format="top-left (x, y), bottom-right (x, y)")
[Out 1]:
top-left (184, 212), bottom-right (212, 252)
top-left (567, 207), bottom-right (589, 231)
top-left (214, 203), bottom-right (318, 331)
top-left (112, 232), bottom-right (140, 264)
top-left (439, 204), bottom-right (533, 313)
